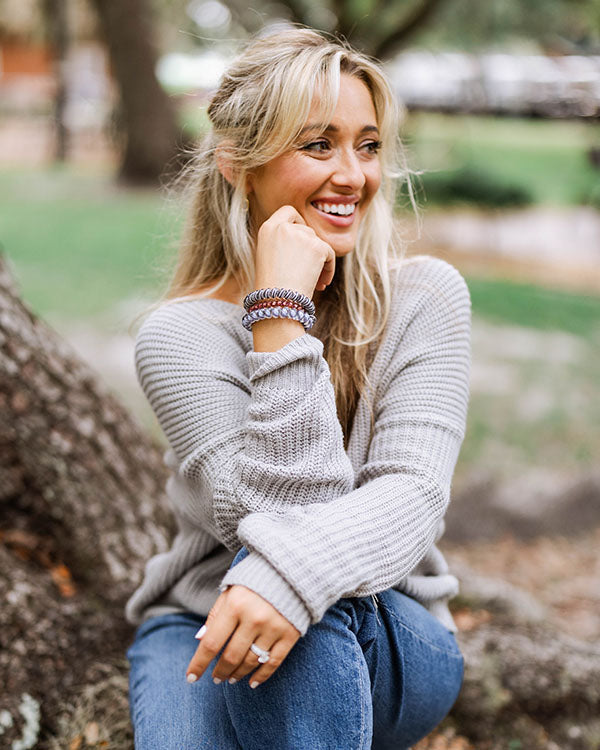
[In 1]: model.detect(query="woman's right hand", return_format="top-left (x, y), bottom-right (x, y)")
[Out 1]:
top-left (254, 205), bottom-right (336, 295)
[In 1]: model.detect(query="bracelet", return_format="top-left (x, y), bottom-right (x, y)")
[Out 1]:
top-left (247, 299), bottom-right (305, 314)
top-left (243, 287), bottom-right (315, 317)
top-left (241, 305), bottom-right (316, 332)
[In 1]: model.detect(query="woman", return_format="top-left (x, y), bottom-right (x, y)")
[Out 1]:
top-left (125, 28), bottom-right (471, 749)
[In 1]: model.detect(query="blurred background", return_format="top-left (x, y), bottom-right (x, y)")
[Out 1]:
top-left (1, 0), bottom-right (599, 653)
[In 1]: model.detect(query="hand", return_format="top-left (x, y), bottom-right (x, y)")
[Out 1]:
top-left (254, 205), bottom-right (336, 296)
top-left (186, 584), bottom-right (301, 688)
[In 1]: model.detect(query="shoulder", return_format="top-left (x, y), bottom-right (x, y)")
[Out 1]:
top-left (134, 298), bottom-right (249, 370)
top-left (385, 254), bottom-right (471, 327)
top-left (390, 254), bottom-right (470, 305)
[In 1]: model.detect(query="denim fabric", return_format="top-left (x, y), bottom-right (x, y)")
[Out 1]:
top-left (127, 549), bottom-right (464, 749)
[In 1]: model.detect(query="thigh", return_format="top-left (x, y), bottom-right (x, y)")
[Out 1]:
top-left (126, 612), bottom-right (242, 750)
top-left (367, 590), bottom-right (464, 750)
top-left (223, 600), bottom-right (373, 750)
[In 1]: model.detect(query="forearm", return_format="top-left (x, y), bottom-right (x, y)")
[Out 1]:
top-left (252, 317), bottom-right (305, 352)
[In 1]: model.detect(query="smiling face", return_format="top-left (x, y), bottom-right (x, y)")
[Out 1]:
top-left (247, 74), bottom-right (382, 257)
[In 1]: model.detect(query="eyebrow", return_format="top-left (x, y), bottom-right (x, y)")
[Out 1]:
top-left (299, 123), bottom-right (380, 136)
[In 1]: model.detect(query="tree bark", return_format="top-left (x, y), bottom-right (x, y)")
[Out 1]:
top-left (0, 253), bottom-right (173, 746)
top-left (88, 0), bottom-right (180, 184)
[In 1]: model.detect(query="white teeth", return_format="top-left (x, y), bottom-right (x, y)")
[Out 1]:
top-left (315, 202), bottom-right (356, 216)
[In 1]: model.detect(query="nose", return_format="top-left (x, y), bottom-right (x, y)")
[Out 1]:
top-left (331, 148), bottom-right (366, 192)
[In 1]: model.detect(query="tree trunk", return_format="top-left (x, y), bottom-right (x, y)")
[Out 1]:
top-left (43, 0), bottom-right (70, 162)
top-left (0, 253), bottom-right (598, 748)
top-left (0, 253), bottom-right (173, 746)
top-left (88, 0), bottom-right (180, 184)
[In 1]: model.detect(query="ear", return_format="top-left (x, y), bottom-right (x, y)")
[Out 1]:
top-left (216, 141), bottom-right (254, 197)
top-left (215, 142), bottom-right (236, 186)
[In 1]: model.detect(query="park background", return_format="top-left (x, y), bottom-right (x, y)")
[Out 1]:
top-left (1, 0), bottom-right (599, 747)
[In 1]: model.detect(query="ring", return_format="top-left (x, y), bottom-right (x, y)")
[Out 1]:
top-left (250, 643), bottom-right (270, 664)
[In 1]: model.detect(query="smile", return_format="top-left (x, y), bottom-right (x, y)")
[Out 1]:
top-left (312, 201), bottom-right (357, 216)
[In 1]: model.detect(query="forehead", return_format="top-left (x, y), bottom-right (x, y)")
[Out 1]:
top-left (305, 74), bottom-right (378, 130)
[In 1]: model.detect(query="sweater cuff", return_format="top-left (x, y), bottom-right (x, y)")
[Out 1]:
top-left (219, 550), bottom-right (312, 636)
top-left (246, 333), bottom-right (324, 390)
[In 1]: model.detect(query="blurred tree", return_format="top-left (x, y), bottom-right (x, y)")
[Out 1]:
top-left (42, 0), bottom-right (69, 161)
top-left (89, 0), bottom-right (180, 183)
top-left (409, 0), bottom-right (600, 53)
top-left (164, 0), bottom-right (600, 57)
top-left (178, 0), bottom-right (452, 58)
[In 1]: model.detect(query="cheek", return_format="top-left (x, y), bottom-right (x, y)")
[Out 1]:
top-left (365, 164), bottom-right (382, 198)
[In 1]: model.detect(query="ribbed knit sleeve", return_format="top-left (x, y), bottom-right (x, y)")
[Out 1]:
top-left (220, 259), bottom-right (471, 632)
top-left (133, 301), bottom-right (355, 630)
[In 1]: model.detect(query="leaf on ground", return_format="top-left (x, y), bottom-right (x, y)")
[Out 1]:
top-left (84, 721), bottom-right (100, 744)
top-left (453, 608), bottom-right (493, 631)
top-left (414, 731), bottom-right (475, 749)
top-left (50, 564), bottom-right (77, 597)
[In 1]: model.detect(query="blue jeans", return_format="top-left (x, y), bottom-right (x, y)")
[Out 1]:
top-left (127, 550), bottom-right (464, 749)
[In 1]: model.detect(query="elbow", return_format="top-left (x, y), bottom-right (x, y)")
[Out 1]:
top-left (418, 474), bottom-right (450, 528)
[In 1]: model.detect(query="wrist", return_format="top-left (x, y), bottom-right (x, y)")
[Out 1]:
top-left (252, 317), bottom-right (305, 352)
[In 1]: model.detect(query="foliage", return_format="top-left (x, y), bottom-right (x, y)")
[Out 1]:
top-left (466, 277), bottom-right (600, 339)
top-left (153, 0), bottom-right (600, 57)
top-left (416, 167), bottom-right (532, 207)
top-left (403, 113), bottom-right (600, 206)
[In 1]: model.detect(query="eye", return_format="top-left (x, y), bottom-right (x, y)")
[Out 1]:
top-left (301, 140), bottom-right (331, 154)
top-left (361, 140), bottom-right (382, 155)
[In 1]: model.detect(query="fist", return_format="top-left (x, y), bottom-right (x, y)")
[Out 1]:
top-left (254, 206), bottom-right (336, 296)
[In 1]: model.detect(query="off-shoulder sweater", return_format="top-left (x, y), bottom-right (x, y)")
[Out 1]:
top-left (124, 255), bottom-right (471, 636)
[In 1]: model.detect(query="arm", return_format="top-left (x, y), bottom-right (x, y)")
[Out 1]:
top-left (134, 304), bottom-right (355, 549)
top-left (220, 259), bottom-right (471, 630)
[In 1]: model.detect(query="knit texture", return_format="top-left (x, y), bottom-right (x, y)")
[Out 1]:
top-left (125, 255), bottom-right (471, 636)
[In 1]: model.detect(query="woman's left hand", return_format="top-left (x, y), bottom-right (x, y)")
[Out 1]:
top-left (185, 584), bottom-right (302, 688)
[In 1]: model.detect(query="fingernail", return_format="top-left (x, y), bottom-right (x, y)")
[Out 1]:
top-left (194, 625), bottom-right (207, 640)
top-left (213, 677), bottom-right (222, 685)
top-left (186, 673), bottom-right (198, 683)
top-left (250, 681), bottom-right (259, 689)
top-left (228, 678), bottom-right (237, 685)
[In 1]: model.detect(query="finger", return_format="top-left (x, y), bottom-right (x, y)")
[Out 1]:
top-left (268, 204), bottom-right (307, 226)
top-left (210, 626), bottom-right (265, 683)
top-left (185, 610), bottom-right (238, 683)
top-left (214, 633), bottom-right (276, 684)
top-left (316, 244), bottom-right (336, 289)
top-left (244, 637), bottom-right (297, 689)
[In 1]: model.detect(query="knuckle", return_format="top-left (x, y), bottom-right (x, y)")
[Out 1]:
top-left (219, 653), bottom-right (238, 670)
top-left (201, 638), bottom-right (219, 655)
top-left (266, 655), bottom-right (282, 669)
top-left (251, 613), bottom-right (268, 628)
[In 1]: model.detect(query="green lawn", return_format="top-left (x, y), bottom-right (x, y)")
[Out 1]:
top-left (402, 113), bottom-right (600, 207)
top-left (467, 277), bottom-right (600, 340)
top-left (0, 167), bottom-right (179, 320)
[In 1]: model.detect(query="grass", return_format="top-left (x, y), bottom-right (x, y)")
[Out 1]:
top-left (402, 113), bottom-right (600, 207)
top-left (0, 167), bottom-right (178, 321)
top-left (466, 277), bottom-right (600, 339)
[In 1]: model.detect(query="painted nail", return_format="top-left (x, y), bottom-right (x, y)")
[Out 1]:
top-left (213, 677), bottom-right (222, 685)
top-left (250, 681), bottom-right (259, 689)
top-left (228, 678), bottom-right (237, 685)
top-left (186, 673), bottom-right (198, 683)
top-left (194, 625), bottom-right (207, 640)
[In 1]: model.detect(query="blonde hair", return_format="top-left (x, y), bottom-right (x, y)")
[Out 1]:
top-left (156, 28), bottom-right (416, 446)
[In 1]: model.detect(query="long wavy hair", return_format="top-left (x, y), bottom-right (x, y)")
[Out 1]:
top-left (155, 28), bottom-right (416, 447)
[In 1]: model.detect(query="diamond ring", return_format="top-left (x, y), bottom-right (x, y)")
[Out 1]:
top-left (249, 643), bottom-right (270, 664)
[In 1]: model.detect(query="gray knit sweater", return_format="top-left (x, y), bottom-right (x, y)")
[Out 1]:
top-left (125, 255), bottom-right (471, 636)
